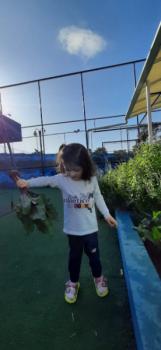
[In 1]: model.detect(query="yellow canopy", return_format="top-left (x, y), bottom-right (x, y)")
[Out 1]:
top-left (126, 22), bottom-right (161, 120)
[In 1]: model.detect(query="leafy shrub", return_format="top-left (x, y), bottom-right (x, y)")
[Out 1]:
top-left (100, 142), bottom-right (161, 245)
top-left (134, 211), bottom-right (161, 247)
top-left (100, 142), bottom-right (161, 213)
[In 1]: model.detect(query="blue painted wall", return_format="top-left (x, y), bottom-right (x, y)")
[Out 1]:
top-left (0, 153), bottom-right (57, 188)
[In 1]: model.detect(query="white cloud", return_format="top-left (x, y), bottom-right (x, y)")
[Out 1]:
top-left (58, 26), bottom-right (107, 59)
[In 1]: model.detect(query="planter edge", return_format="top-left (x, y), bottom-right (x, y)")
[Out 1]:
top-left (115, 209), bottom-right (161, 350)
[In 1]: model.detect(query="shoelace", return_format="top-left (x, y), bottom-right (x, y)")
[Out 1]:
top-left (96, 277), bottom-right (107, 287)
top-left (65, 282), bottom-right (77, 293)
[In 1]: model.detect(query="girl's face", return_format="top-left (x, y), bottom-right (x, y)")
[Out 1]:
top-left (63, 164), bottom-right (83, 180)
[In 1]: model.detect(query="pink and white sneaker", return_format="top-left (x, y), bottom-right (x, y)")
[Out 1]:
top-left (64, 280), bottom-right (80, 304)
top-left (94, 276), bottom-right (109, 297)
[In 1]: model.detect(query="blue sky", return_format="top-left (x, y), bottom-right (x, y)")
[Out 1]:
top-left (0, 0), bottom-right (161, 153)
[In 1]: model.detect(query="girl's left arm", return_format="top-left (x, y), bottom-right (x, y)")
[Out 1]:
top-left (93, 177), bottom-right (117, 228)
top-left (105, 214), bottom-right (117, 228)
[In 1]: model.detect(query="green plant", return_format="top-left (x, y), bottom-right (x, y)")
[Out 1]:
top-left (100, 142), bottom-right (161, 213)
top-left (15, 191), bottom-right (57, 234)
top-left (134, 211), bottom-right (161, 247)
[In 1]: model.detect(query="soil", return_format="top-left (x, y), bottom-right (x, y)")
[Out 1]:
top-left (129, 211), bottom-right (161, 279)
top-left (144, 239), bottom-right (161, 278)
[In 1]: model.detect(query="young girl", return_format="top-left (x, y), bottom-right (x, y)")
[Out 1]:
top-left (17, 143), bottom-right (117, 304)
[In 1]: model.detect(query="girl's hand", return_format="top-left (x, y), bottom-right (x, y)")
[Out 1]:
top-left (16, 178), bottom-right (28, 189)
top-left (105, 214), bottom-right (117, 228)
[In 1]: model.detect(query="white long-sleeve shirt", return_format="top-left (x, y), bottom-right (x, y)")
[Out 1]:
top-left (27, 174), bottom-right (110, 236)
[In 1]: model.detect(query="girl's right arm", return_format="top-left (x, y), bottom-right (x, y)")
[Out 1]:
top-left (16, 175), bottom-right (61, 189)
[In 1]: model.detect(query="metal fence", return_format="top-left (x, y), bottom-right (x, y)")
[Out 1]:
top-left (0, 58), bottom-right (146, 159)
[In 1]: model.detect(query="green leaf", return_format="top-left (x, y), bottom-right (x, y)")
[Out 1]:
top-left (14, 191), bottom-right (57, 234)
top-left (151, 227), bottom-right (161, 241)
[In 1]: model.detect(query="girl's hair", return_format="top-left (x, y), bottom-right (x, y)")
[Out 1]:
top-left (58, 143), bottom-right (66, 152)
top-left (62, 143), bottom-right (95, 180)
top-left (56, 144), bottom-right (66, 173)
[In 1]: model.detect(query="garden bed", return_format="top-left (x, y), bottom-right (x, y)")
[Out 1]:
top-left (116, 210), bottom-right (161, 350)
top-left (129, 210), bottom-right (161, 279)
top-left (144, 239), bottom-right (161, 278)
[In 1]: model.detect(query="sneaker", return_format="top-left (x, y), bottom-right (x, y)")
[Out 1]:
top-left (94, 276), bottom-right (109, 297)
top-left (64, 280), bottom-right (80, 304)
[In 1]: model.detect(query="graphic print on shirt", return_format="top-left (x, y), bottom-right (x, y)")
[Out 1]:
top-left (64, 192), bottom-right (94, 212)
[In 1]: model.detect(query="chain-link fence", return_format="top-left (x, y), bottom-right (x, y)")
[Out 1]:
top-left (0, 58), bottom-right (147, 188)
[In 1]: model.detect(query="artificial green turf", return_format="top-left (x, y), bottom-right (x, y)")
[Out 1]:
top-left (0, 189), bottom-right (14, 216)
top-left (0, 188), bottom-right (136, 350)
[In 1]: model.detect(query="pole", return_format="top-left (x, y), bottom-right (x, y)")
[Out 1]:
top-left (120, 128), bottom-right (123, 150)
top-left (38, 130), bottom-right (44, 175)
top-left (146, 81), bottom-right (153, 143)
top-left (80, 73), bottom-right (89, 149)
top-left (0, 92), bottom-right (2, 113)
top-left (0, 92), bottom-right (7, 153)
top-left (91, 131), bottom-right (93, 151)
top-left (127, 127), bottom-right (130, 153)
top-left (133, 63), bottom-right (140, 139)
top-left (7, 142), bottom-right (16, 168)
top-left (38, 81), bottom-right (45, 154)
